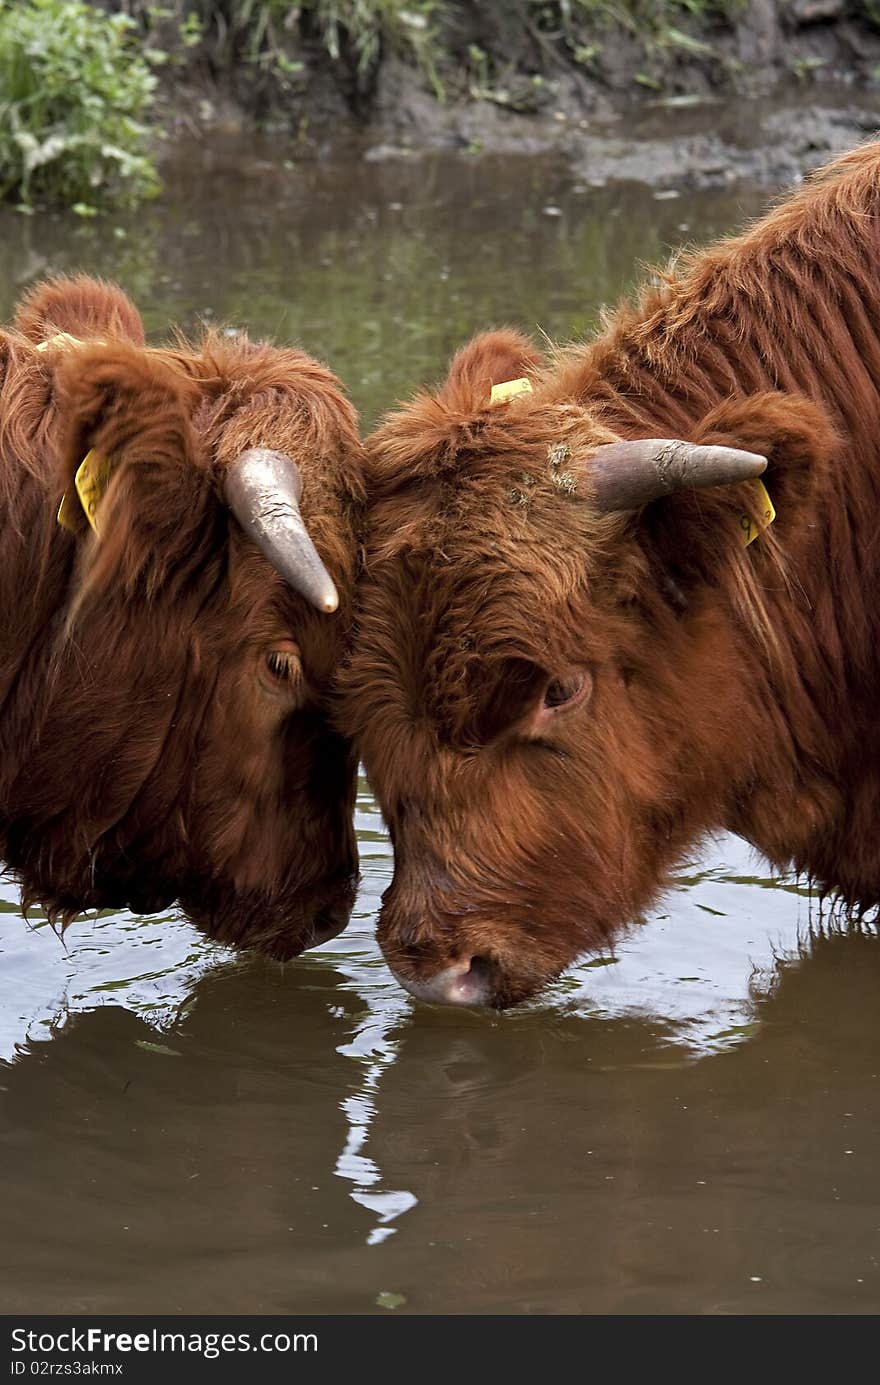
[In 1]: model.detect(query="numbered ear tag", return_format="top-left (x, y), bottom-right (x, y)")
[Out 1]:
top-left (57, 453), bottom-right (114, 534)
top-left (74, 450), bottom-right (115, 534)
top-left (739, 479), bottom-right (776, 547)
top-left (490, 377), bottom-right (534, 404)
top-left (57, 450), bottom-right (115, 536)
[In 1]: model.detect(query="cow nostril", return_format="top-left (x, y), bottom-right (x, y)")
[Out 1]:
top-left (458, 956), bottom-right (494, 1002)
top-left (396, 954), bottom-right (497, 1008)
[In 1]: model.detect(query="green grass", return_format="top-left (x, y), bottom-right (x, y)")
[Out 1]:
top-left (119, 1), bottom-right (759, 111)
top-left (147, 1), bottom-right (443, 84)
top-left (309, 1), bottom-right (443, 86)
top-left (0, 0), bottom-right (159, 210)
top-left (531, 1), bottom-right (743, 53)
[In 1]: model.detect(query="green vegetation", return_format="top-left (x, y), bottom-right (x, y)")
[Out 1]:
top-left (539, 0), bottom-right (735, 25)
top-left (136, 1), bottom-right (744, 100)
top-left (529, 1), bottom-right (743, 78)
top-left (302, 1), bottom-right (442, 82)
top-left (0, 0), bottom-right (159, 210)
top-left (140, 1), bottom-right (443, 90)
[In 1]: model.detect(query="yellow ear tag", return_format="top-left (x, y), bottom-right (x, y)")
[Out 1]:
top-left (739, 479), bottom-right (776, 547)
top-left (56, 490), bottom-right (82, 533)
top-left (490, 377), bottom-right (534, 404)
top-left (56, 450), bottom-right (117, 536)
top-left (61, 449), bottom-right (114, 536)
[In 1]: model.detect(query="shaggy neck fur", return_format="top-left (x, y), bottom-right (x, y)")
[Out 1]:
top-left (550, 142), bottom-right (880, 905)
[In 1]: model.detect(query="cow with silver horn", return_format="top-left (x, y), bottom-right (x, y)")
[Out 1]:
top-left (342, 142), bottom-right (880, 1009)
top-left (0, 274), bottom-right (364, 956)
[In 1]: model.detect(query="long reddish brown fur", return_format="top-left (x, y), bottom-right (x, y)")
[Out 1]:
top-left (0, 275), bottom-right (365, 957)
top-left (342, 142), bottom-right (880, 1006)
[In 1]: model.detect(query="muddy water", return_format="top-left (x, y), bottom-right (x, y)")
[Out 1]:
top-left (1, 145), bottom-right (879, 1316)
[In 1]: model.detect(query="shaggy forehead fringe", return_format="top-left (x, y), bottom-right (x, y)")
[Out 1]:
top-left (365, 327), bottom-right (548, 494)
top-left (155, 327), bottom-right (366, 504)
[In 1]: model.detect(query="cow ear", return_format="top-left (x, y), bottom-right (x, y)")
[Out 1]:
top-left (638, 391), bottom-right (836, 590)
top-left (54, 342), bottom-right (218, 601)
top-left (16, 275), bottom-right (145, 346)
top-left (437, 329), bottom-right (544, 409)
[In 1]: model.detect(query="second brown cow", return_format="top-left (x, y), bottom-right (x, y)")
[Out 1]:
top-left (343, 143), bottom-right (880, 1008)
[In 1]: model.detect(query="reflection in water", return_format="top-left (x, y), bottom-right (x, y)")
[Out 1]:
top-left (1, 145), bottom-right (879, 1313)
top-left (0, 902), bottom-right (233, 1063)
top-left (335, 1045), bottom-right (418, 1247)
top-left (0, 784), bottom-right (815, 1064)
top-left (331, 792), bottom-right (417, 1248)
top-left (4, 778), bottom-right (873, 1313)
top-left (366, 923), bottom-right (880, 1315)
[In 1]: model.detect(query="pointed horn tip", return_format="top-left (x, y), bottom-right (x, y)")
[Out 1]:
top-left (286, 569), bottom-right (339, 614)
top-left (225, 447), bottom-right (340, 612)
top-left (716, 446), bottom-right (768, 474)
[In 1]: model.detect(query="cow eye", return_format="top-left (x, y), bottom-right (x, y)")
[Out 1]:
top-left (266, 649), bottom-right (297, 682)
top-left (543, 672), bottom-right (589, 711)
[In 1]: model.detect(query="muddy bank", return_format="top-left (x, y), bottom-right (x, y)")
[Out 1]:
top-left (148, 2), bottom-right (880, 189)
top-left (173, 71), bottom-right (880, 191)
top-left (359, 80), bottom-right (880, 188)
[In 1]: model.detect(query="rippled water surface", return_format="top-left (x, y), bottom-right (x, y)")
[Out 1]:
top-left (1, 144), bottom-right (879, 1315)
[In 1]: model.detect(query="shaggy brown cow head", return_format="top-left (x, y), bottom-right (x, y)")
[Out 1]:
top-left (0, 278), bottom-right (365, 958)
top-left (341, 329), bottom-right (832, 1007)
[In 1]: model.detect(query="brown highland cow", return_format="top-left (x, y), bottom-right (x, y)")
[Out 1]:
top-left (0, 275), bottom-right (364, 957)
top-left (342, 141), bottom-right (880, 1008)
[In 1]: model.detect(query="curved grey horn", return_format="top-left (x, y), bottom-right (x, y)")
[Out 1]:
top-left (224, 448), bottom-right (339, 614)
top-left (589, 439), bottom-right (767, 513)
